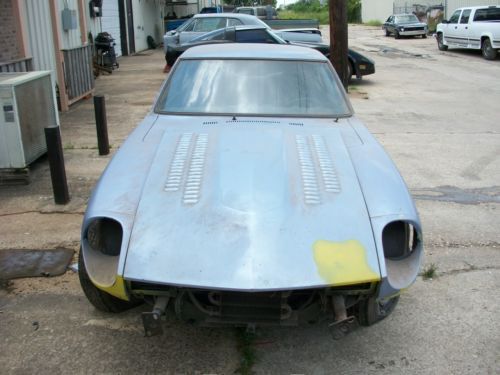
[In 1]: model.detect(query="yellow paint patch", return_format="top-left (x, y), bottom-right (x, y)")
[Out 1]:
top-left (313, 240), bottom-right (380, 286)
top-left (95, 276), bottom-right (129, 301)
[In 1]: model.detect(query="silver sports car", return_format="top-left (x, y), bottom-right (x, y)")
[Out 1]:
top-left (79, 44), bottom-right (423, 337)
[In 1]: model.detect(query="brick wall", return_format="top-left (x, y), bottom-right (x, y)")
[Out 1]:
top-left (0, 0), bottom-right (20, 62)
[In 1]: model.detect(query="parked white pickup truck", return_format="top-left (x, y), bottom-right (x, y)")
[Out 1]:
top-left (436, 5), bottom-right (500, 60)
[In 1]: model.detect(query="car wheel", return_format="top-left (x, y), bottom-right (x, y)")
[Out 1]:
top-left (347, 60), bottom-right (353, 82)
top-left (385, 29), bottom-right (390, 37)
top-left (78, 250), bottom-right (141, 313)
top-left (394, 30), bottom-right (400, 39)
top-left (358, 295), bottom-right (400, 326)
top-left (422, 34), bottom-right (427, 39)
top-left (437, 33), bottom-right (448, 51)
top-left (482, 38), bottom-right (498, 60)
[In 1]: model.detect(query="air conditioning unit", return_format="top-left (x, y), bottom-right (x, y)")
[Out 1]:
top-left (0, 71), bottom-right (59, 175)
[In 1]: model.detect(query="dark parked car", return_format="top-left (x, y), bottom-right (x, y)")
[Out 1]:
top-left (383, 14), bottom-right (428, 39)
top-left (166, 26), bottom-right (375, 80)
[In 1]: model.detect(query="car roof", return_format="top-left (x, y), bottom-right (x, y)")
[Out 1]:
top-left (192, 13), bottom-right (259, 21)
top-left (180, 43), bottom-right (327, 61)
top-left (233, 25), bottom-right (267, 31)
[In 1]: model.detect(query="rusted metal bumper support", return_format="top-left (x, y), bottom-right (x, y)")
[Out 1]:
top-left (142, 296), bottom-right (169, 337)
top-left (329, 295), bottom-right (355, 339)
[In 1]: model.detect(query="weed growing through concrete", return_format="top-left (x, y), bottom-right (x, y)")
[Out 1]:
top-left (64, 143), bottom-right (75, 150)
top-left (235, 328), bottom-right (257, 374)
top-left (422, 263), bottom-right (438, 280)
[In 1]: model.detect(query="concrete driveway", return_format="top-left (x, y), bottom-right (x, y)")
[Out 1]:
top-left (1, 26), bottom-right (499, 374)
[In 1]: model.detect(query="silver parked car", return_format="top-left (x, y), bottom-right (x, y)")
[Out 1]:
top-left (79, 44), bottom-right (423, 337)
top-left (163, 13), bottom-right (323, 50)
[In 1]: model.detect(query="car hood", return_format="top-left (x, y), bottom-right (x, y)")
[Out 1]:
top-left (398, 22), bottom-right (426, 27)
top-left (123, 118), bottom-right (381, 290)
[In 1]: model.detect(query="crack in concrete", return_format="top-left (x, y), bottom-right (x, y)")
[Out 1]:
top-left (0, 211), bottom-right (84, 218)
top-left (425, 264), bottom-right (500, 278)
top-left (411, 185), bottom-right (500, 204)
top-left (425, 241), bottom-right (500, 249)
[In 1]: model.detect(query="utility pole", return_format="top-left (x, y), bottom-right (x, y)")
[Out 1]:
top-left (329, 0), bottom-right (348, 91)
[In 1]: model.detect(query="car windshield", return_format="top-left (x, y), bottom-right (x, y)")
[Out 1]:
top-left (395, 15), bottom-right (419, 23)
top-left (156, 59), bottom-right (351, 117)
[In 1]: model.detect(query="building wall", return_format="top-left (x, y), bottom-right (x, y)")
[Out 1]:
top-left (361, 0), bottom-right (393, 23)
top-left (445, 0), bottom-right (500, 17)
top-left (22, 0), bottom-right (58, 79)
top-left (57, 0), bottom-right (83, 49)
top-left (132, 0), bottom-right (164, 51)
top-left (0, 0), bottom-right (21, 61)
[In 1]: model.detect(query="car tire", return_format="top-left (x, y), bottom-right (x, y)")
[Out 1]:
top-left (78, 250), bottom-right (141, 313)
top-left (482, 38), bottom-right (498, 60)
top-left (385, 29), bottom-right (390, 37)
top-left (358, 295), bottom-right (400, 326)
top-left (394, 30), bottom-right (400, 39)
top-left (422, 34), bottom-right (427, 39)
top-left (347, 60), bottom-right (354, 83)
top-left (437, 33), bottom-right (448, 51)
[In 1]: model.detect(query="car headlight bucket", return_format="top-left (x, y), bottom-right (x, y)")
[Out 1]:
top-left (382, 221), bottom-right (417, 260)
top-left (86, 218), bottom-right (123, 256)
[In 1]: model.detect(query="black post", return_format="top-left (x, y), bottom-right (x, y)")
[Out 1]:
top-left (94, 95), bottom-right (110, 155)
top-left (44, 126), bottom-right (70, 205)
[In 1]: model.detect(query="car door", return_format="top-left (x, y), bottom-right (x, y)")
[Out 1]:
top-left (444, 9), bottom-right (463, 46)
top-left (457, 9), bottom-right (472, 47)
top-left (384, 16), bottom-right (394, 33)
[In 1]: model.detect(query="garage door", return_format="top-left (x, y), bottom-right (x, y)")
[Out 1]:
top-left (101, 0), bottom-right (122, 57)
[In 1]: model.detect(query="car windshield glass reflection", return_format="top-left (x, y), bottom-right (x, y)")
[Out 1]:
top-left (157, 59), bottom-right (351, 117)
top-left (395, 15), bottom-right (419, 23)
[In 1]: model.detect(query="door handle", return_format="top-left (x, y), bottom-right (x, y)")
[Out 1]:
top-left (465, 27), bottom-right (468, 29)
top-left (454, 26), bottom-right (457, 29)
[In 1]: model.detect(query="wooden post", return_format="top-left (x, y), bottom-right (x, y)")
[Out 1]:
top-left (78, 0), bottom-right (88, 45)
top-left (48, 0), bottom-right (70, 111)
top-left (329, 0), bottom-right (349, 91)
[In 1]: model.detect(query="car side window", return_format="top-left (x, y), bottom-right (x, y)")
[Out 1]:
top-left (389, 16), bottom-right (394, 23)
top-left (200, 29), bottom-right (225, 41)
top-left (235, 29), bottom-right (276, 43)
top-left (449, 10), bottom-right (461, 24)
top-left (193, 18), bottom-right (226, 32)
top-left (460, 9), bottom-right (471, 24)
top-left (474, 8), bottom-right (500, 21)
top-left (227, 18), bottom-right (243, 27)
top-left (181, 19), bottom-right (195, 32)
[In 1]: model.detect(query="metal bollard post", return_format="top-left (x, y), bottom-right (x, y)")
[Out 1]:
top-left (94, 95), bottom-right (110, 155)
top-left (44, 126), bottom-right (70, 205)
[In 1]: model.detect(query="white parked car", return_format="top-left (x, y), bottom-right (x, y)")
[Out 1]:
top-left (436, 5), bottom-right (500, 60)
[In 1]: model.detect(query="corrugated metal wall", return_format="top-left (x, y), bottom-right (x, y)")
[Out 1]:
top-left (445, 0), bottom-right (500, 17)
top-left (23, 0), bottom-right (58, 81)
top-left (58, 0), bottom-right (83, 49)
top-left (361, 0), bottom-right (394, 22)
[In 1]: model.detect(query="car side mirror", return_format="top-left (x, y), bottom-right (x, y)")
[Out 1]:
top-left (441, 19), bottom-right (448, 24)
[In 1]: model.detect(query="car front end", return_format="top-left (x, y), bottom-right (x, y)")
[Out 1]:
top-left (80, 45), bottom-right (422, 337)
